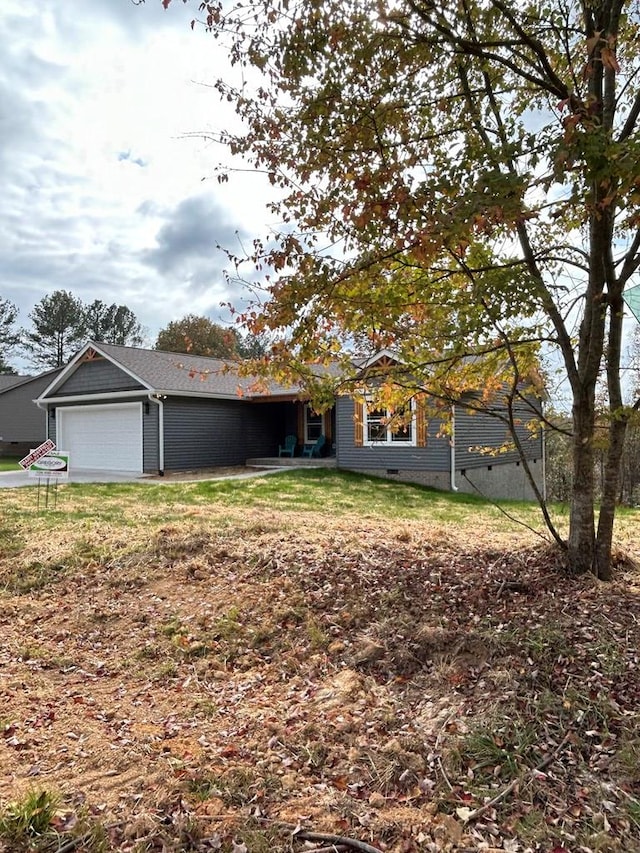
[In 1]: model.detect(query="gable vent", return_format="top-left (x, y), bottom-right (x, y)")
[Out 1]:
top-left (81, 348), bottom-right (105, 362)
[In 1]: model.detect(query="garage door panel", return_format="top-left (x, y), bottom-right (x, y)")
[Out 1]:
top-left (58, 403), bottom-right (143, 472)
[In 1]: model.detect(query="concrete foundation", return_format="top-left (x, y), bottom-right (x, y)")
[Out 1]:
top-left (456, 459), bottom-right (544, 501)
top-left (342, 458), bottom-right (544, 502)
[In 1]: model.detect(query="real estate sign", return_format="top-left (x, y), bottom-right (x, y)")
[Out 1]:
top-left (19, 439), bottom-right (56, 469)
top-left (27, 451), bottom-right (71, 480)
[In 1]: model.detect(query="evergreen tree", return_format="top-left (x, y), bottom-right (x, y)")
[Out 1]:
top-left (22, 291), bottom-right (87, 369)
top-left (0, 296), bottom-right (20, 372)
top-left (235, 330), bottom-right (269, 359)
top-left (85, 300), bottom-right (144, 347)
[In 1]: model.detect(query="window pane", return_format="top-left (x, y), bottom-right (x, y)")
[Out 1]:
top-left (365, 404), bottom-right (415, 445)
top-left (367, 409), bottom-right (385, 442)
top-left (305, 407), bottom-right (323, 442)
top-left (391, 424), bottom-right (412, 442)
top-left (368, 422), bottom-right (387, 442)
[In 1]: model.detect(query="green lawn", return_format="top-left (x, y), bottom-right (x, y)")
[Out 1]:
top-left (0, 455), bottom-right (21, 472)
top-left (0, 466), bottom-right (566, 536)
top-left (1, 466), bottom-right (636, 548)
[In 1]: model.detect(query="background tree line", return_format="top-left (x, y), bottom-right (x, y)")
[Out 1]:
top-left (0, 291), bottom-right (144, 371)
top-left (0, 291), bottom-right (263, 372)
top-left (545, 415), bottom-right (640, 508)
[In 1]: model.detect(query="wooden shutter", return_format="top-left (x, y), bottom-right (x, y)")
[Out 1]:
top-left (323, 409), bottom-right (332, 442)
top-left (415, 396), bottom-right (427, 447)
top-left (354, 400), bottom-right (364, 446)
top-left (297, 403), bottom-right (305, 441)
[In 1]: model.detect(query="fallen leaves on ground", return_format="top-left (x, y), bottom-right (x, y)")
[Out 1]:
top-left (0, 509), bottom-right (639, 852)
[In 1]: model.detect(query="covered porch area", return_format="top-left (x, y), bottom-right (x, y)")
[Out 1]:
top-left (250, 397), bottom-right (336, 461)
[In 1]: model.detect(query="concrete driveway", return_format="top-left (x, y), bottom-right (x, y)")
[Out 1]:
top-left (0, 466), bottom-right (285, 488)
top-left (0, 469), bottom-right (150, 488)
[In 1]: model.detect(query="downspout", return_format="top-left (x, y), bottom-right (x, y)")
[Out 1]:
top-left (35, 400), bottom-right (50, 441)
top-left (450, 404), bottom-right (459, 491)
top-left (148, 393), bottom-right (165, 475)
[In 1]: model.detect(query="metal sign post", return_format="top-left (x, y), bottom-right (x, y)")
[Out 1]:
top-left (36, 478), bottom-right (58, 511)
top-left (21, 447), bottom-right (70, 512)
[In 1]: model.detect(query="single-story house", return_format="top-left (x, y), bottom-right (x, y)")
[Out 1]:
top-left (0, 370), bottom-right (63, 457)
top-left (36, 341), bottom-right (332, 476)
top-left (34, 341), bottom-right (544, 501)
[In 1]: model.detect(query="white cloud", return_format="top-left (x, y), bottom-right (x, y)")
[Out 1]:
top-left (0, 0), bottom-right (271, 369)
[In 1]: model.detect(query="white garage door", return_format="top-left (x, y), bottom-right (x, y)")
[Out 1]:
top-left (58, 403), bottom-right (143, 472)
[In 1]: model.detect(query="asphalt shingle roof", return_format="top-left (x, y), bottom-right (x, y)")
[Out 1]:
top-left (79, 342), bottom-right (302, 399)
top-left (0, 375), bottom-right (31, 393)
top-left (94, 343), bottom-right (244, 396)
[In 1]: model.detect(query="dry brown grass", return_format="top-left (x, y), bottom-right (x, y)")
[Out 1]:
top-left (0, 478), bottom-right (639, 851)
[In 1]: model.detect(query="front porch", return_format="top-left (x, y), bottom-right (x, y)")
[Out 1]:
top-left (246, 456), bottom-right (337, 469)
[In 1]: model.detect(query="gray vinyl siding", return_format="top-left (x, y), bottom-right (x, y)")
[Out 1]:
top-left (55, 359), bottom-right (145, 395)
top-left (0, 372), bottom-right (57, 445)
top-left (45, 395), bottom-right (286, 474)
top-left (455, 402), bottom-right (543, 469)
top-left (143, 401), bottom-right (160, 472)
top-left (162, 397), bottom-right (284, 470)
top-left (335, 396), bottom-right (450, 471)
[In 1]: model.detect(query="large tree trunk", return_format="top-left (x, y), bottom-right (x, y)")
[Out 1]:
top-left (596, 415), bottom-right (627, 580)
top-left (567, 393), bottom-right (597, 574)
top-left (595, 285), bottom-right (628, 580)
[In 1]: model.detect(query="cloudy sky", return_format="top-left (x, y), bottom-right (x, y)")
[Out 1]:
top-left (1, 0), bottom-right (272, 366)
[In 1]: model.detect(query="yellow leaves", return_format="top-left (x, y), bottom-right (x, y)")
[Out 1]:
top-left (601, 46), bottom-right (621, 73)
top-left (583, 31), bottom-right (620, 78)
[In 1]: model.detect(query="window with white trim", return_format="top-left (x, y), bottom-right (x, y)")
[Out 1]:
top-left (304, 405), bottom-right (323, 443)
top-left (364, 402), bottom-right (416, 446)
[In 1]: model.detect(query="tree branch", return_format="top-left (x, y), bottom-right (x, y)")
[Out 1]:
top-left (294, 831), bottom-right (383, 853)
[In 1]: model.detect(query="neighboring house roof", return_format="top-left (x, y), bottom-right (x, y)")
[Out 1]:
top-left (0, 368), bottom-right (64, 444)
top-left (1, 369), bottom-right (63, 399)
top-left (0, 374), bottom-right (31, 393)
top-left (37, 341), bottom-right (303, 402)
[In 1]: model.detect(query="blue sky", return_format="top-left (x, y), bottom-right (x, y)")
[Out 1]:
top-left (1, 0), bottom-right (271, 364)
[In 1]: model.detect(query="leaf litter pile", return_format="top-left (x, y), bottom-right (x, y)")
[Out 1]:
top-left (1, 501), bottom-right (639, 852)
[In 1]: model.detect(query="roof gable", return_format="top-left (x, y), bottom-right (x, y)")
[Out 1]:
top-left (38, 341), bottom-right (258, 401)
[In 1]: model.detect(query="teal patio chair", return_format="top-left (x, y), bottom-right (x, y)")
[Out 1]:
top-left (302, 434), bottom-right (326, 458)
top-left (278, 434), bottom-right (297, 457)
